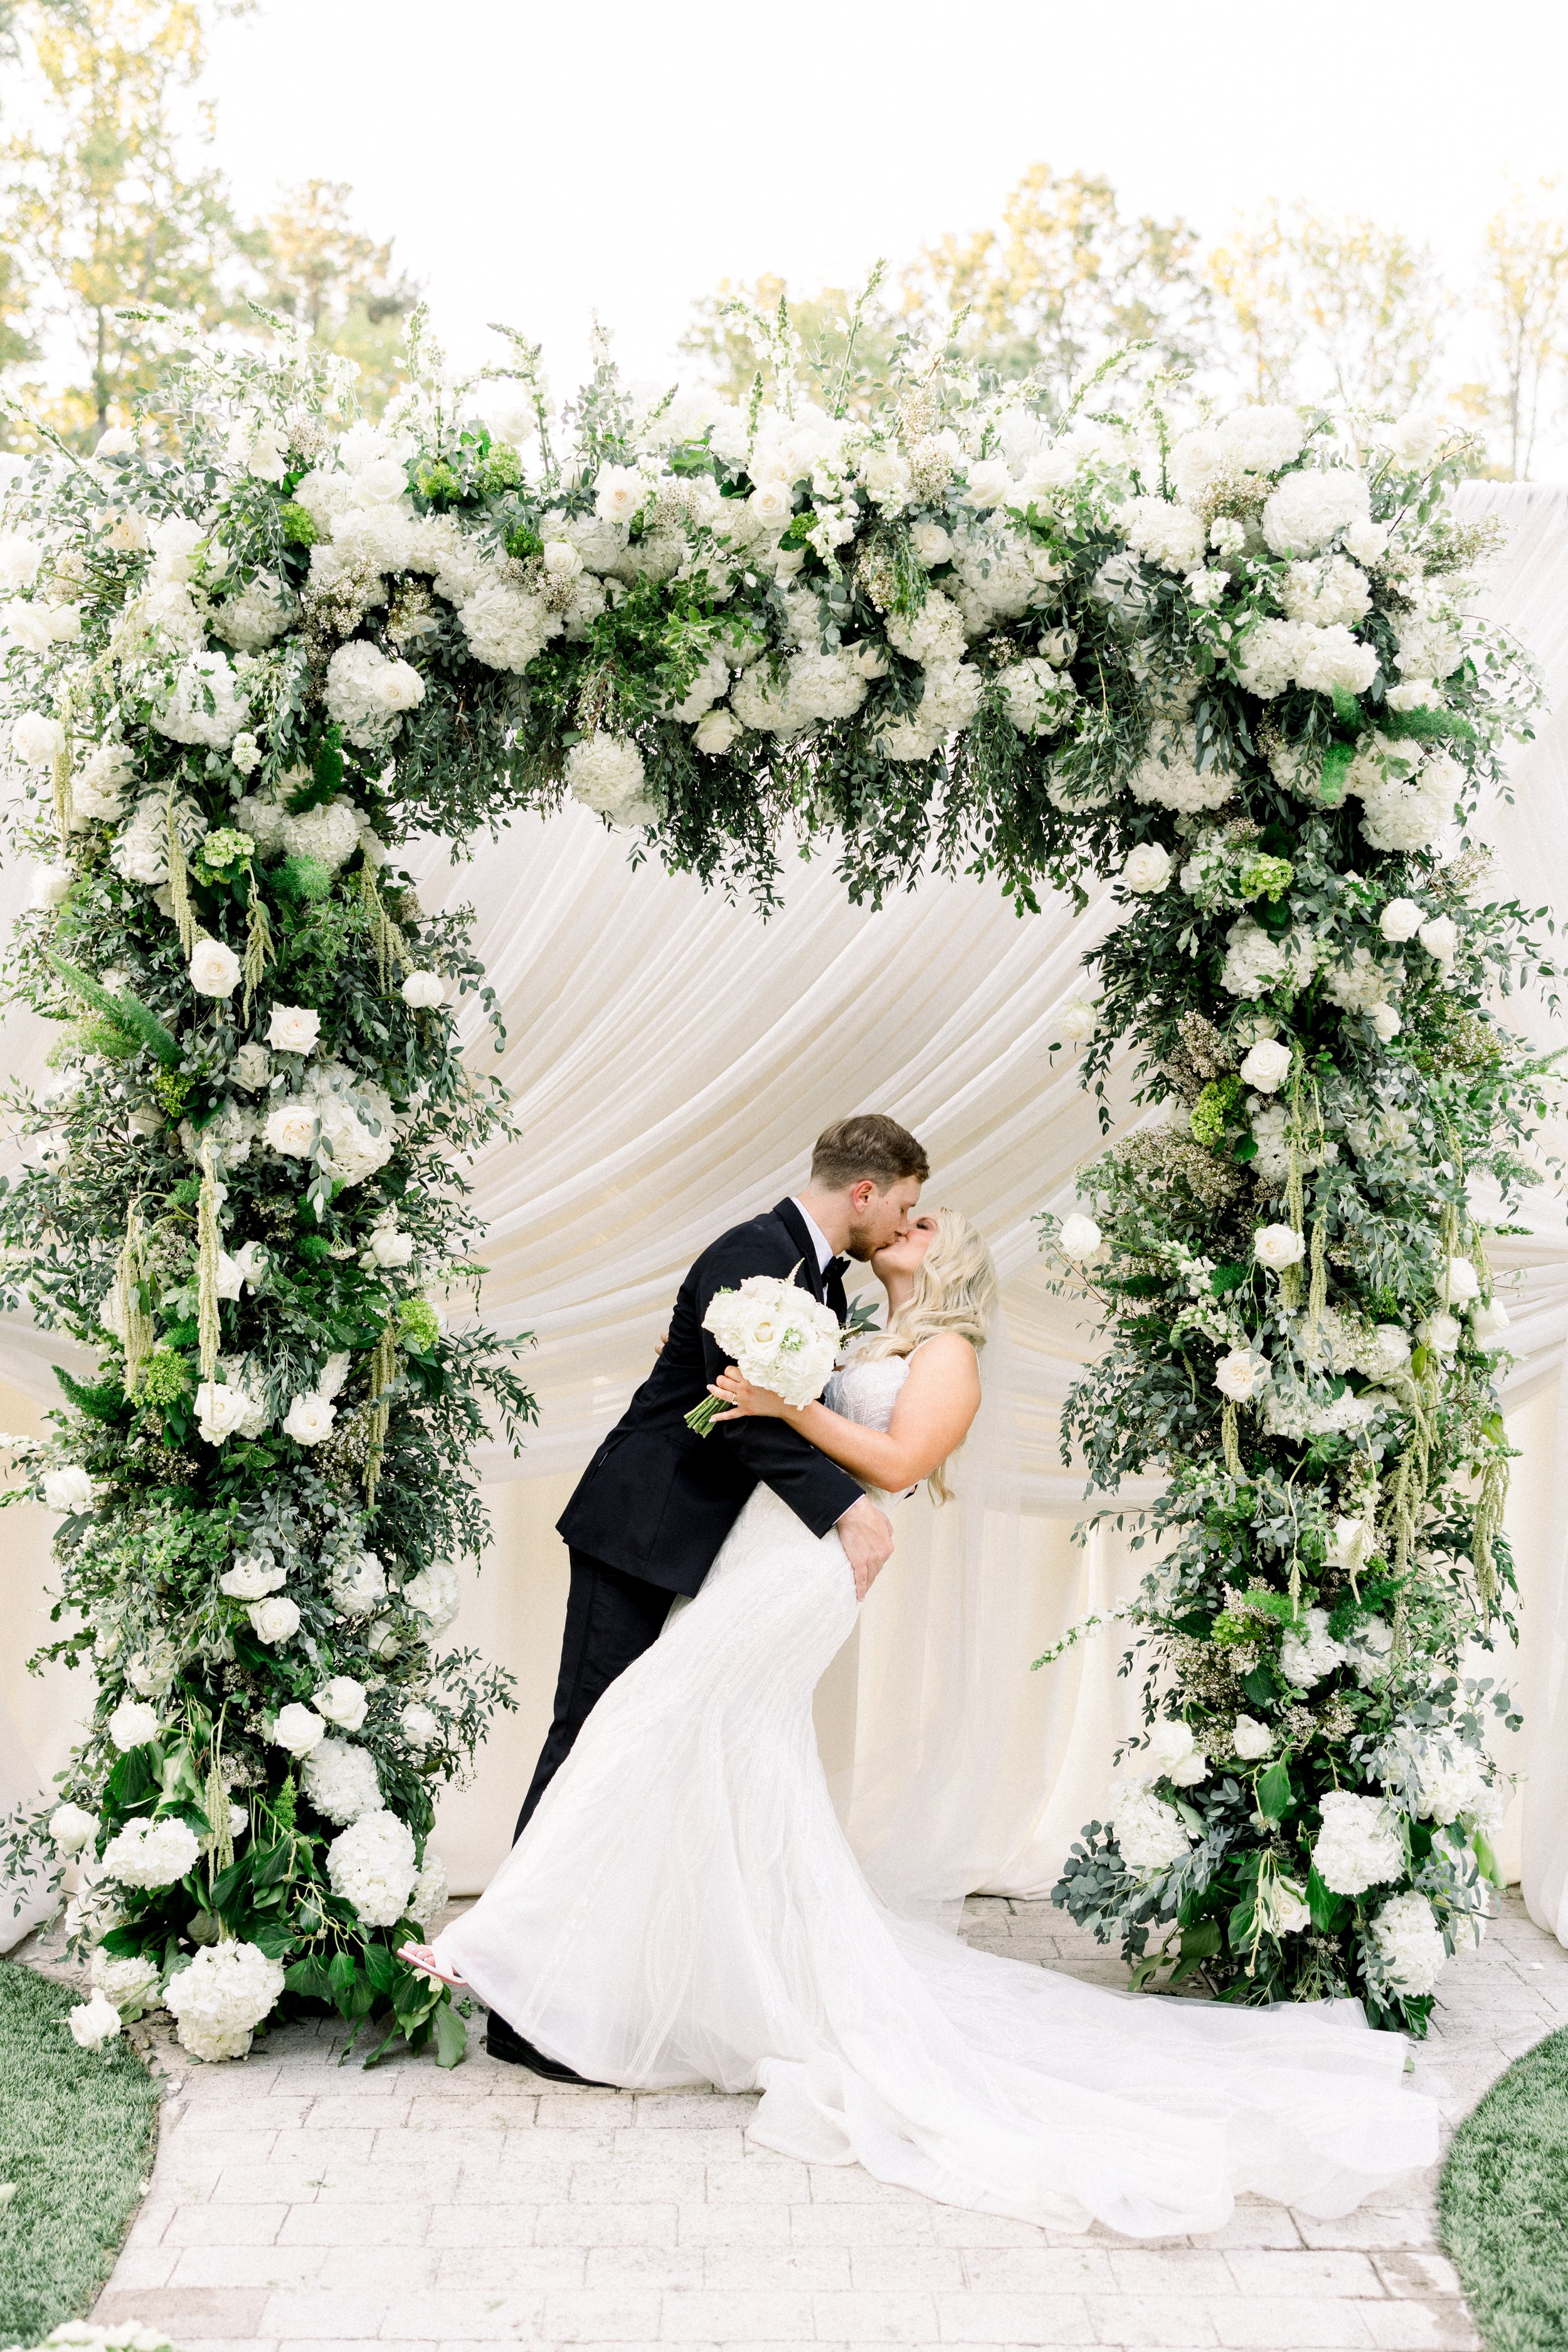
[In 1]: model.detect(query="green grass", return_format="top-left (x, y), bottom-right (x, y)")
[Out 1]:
top-left (1440, 2025), bottom-right (1568, 2352)
top-left (0, 1959), bottom-right (161, 2344)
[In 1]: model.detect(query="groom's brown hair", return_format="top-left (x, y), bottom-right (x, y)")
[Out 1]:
top-left (810, 1114), bottom-right (930, 1191)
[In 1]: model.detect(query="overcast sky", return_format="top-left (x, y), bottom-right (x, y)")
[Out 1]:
top-left (197, 0), bottom-right (1568, 405)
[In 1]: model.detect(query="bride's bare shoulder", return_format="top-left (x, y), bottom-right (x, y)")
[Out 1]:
top-left (906, 1332), bottom-right (981, 1384)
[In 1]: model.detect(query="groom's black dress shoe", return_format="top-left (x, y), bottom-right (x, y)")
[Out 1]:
top-left (483, 2008), bottom-right (613, 2087)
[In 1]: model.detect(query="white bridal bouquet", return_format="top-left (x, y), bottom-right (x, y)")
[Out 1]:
top-left (686, 1274), bottom-right (842, 1436)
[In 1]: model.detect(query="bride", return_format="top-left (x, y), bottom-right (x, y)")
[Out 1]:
top-left (403, 1206), bottom-right (1436, 2238)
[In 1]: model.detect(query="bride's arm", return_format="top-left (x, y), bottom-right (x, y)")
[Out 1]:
top-left (707, 1334), bottom-right (981, 1491)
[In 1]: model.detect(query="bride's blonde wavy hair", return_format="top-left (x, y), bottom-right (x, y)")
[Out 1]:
top-left (854, 1207), bottom-right (998, 1502)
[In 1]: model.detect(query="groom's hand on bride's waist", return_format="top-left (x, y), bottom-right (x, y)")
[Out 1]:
top-left (837, 1496), bottom-right (894, 1601)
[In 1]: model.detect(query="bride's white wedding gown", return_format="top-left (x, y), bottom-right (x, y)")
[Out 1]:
top-left (435, 1355), bottom-right (1437, 2237)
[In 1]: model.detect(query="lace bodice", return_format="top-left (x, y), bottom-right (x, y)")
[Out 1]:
top-left (823, 1351), bottom-right (909, 1434)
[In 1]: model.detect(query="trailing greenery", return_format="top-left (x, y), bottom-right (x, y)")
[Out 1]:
top-left (1440, 2025), bottom-right (1568, 2352)
top-left (0, 1959), bottom-right (160, 2343)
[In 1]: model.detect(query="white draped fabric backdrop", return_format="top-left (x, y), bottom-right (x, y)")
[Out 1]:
top-left (3, 482), bottom-right (1566, 1952)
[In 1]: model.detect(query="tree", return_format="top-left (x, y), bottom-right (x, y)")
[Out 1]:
top-left (679, 271), bottom-right (902, 412)
top-left (1471, 182), bottom-right (1568, 479)
top-left (897, 164), bottom-right (1214, 406)
top-left (248, 179), bottom-right (419, 416)
top-left (1, 0), bottom-right (244, 443)
top-left (1208, 204), bottom-right (1450, 413)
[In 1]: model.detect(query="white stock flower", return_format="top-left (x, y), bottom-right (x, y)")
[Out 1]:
top-left (49, 1801), bottom-right (98, 1854)
top-left (1279, 1606), bottom-right (1345, 1690)
top-left (326, 1808), bottom-right (418, 1927)
top-left (282, 1392), bottom-right (336, 1446)
top-left (68, 1991), bottom-right (124, 2050)
top-left (1110, 1786), bottom-right (1194, 1875)
top-left (1379, 897), bottom-right (1423, 943)
top-left (189, 936), bottom-right (241, 999)
top-left (107, 1698), bottom-right (160, 1751)
top-left (271, 1702), bottom-right (326, 1755)
top-left (1311, 1789), bottom-right (1405, 1897)
top-left (1232, 1715), bottom-right (1274, 1761)
top-left (267, 1004), bottom-right (320, 1053)
top-left (44, 1465), bottom-right (94, 1513)
top-left (302, 1735), bottom-right (383, 1826)
top-left (400, 970), bottom-right (445, 1009)
top-left (1254, 1223), bottom-right (1306, 1271)
top-left (164, 1937), bottom-right (285, 2062)
top-left (1215, 1348), bottom-right (1269, 1402)
top-left (314, 1675), bottom-right (369, 1733)
top-left (1058, 1213), bottom-right (1103, 1264)
top-left (102, 1813), bottom-right (200, 1888)
top-left (400, 1702), bottom-right (440, 1748)
top-left (1239, 1038), bottom-right (1292, 1093)
top-left (1371, 1891), bottom-right (1446, 1995)
top-left (247, 1596), bottom-right (301, 1644)
top-left (1121, 842), bottom-right (1172, 893)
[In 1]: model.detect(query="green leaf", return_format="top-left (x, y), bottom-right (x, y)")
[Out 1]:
top-left (283, 1956), bottom-right (334, 2001)
top-left (46, 953), bottom-right (184, 1069)
top-left (1256, 1759), bottom-right (1294, 1821)
top-left (207, 1851), bottom-right (253, 1912)
top-left (1241, 1665), bottom-right (1278, 1707)
top-left (251, 1839), bottom-right (296, 1889)
top-left (1227, 1894), bottom-right (1257, 1952)
top-left (1209, 1262), bottom-right (1251, 1296)
top-left (362, 1942), bottom-right (400, 1996)
top-left (1306, 1863), bottom-right (1350, 1933)
top-left (433, 1996), bottom-right (468, 2069)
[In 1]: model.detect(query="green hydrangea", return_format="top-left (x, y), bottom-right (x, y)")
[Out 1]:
top-left (414, 459), bottom-right (462, 506)
top-left (278, 502), bottom-right (319, 545)
top-left (505, 520), bottom-right (543, 563)
top-left (1237, 853), bottom-right (1294, 902)
top-left (200, 829), bottom-right (255, 873)
top-left (137, 1348), bottom-right (189, 1408)
top-left (478, 445), bottom-right (522, 495)
top-left (152, 1070), bottom-right (193, 1117)
top-left (398, 1299), bottom-right (441, 1352)
top-left (1190, 1074), bottom-right (1243, 1148)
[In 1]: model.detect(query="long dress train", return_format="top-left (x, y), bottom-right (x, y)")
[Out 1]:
top-left (435, 1357), bottom-right (1436, 2238)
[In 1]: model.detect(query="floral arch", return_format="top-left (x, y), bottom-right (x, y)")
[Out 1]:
top-left (0, 309), bottom-right (1542, 2062)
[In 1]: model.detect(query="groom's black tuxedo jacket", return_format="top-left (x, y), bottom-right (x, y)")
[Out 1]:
top-left (556, 1199), bottom-right (864, 1597)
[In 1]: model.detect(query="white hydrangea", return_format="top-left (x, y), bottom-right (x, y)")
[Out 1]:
top-left (1382, 1730), bottom-right (1498, 1828)
top-left (1130, 728), bottom-right (1237, 814)
top-left (1279, 1605), bottom-right (1346, 1690)
top-left (1220, 914), bottom-right (1316, 999)
top-left (73, 744), bottom-right (135, 824)
top-left (458, 579), bottom-right (559, 672)
top-left (1370, 1891), bottom-right (1446, 1996)
top-left (297, 1061), bottom-right (397, 1189)
top-left (280, 797), bottom-right (363, 872)
top-left (330, 1547), bottom-right (388, 1616)
top-left (110, 793), bottom-right (206, 887)
top-left (1278, 555), bottom-right (1372, 630)
top-left (402, 1561), bottom-right (460, 1629)
top-left (1233, 617), bottom-right (1301, 699)
top-left (300, 1735), bottom-right (383, 1826)
top-left (998, 655), bottom-right (1073, 737)
top-left (883, 588), bottom-right (967, 670)
top-left (1356, 752), bottom-right (1460, 856)
top-left (407, 1853), bottom-right (448, 1927)
top-left (1110, 1786), bottom-right (1194, 1875)
top-left (164, 1937), bottom-right (285, 2062)
top-left (90, 1948), bottom-right (161, 2011)
top-left (1311, 1789), bottom-right (1405, 1897)
top-left (1322, 946), bottom-right (1401, 1017)
top-left (1394, 602), bottom-right (1463, 681)
top-left (566, 733), bottom-right (655, 827)
top-left (1261, 468), bottom-right (1372, 557)
top-left (1291, 625), bottom-right (1378, 697)
top-left (326, 1807), bottom-right (418, 1928)
top-left (1219, 405), bottom-right (1306, 475)
top-left (1121, 495), bottom-right (1207, 573)
top-left (407, 512), bottom-right (487, 604)
top-left (324, 642), bottom-right (426, 748)
top-left (154, 652), bottom-right (250, 749)
top-left (326, 499), bottom-right (418, 577)
top-left (101, 1813), bottom-right (201, 1888)
top-left (213, 571), bottom-right (292, 650)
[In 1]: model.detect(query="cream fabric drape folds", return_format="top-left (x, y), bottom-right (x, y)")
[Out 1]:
top-left (1, 482), bottom-right (1564, 1929)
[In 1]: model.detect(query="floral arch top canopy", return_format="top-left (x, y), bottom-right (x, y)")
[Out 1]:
top-left (0, 305), bottom-right (1545, 2061)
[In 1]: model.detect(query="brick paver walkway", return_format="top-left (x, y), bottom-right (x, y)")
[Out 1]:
top-left (86, 1892), bottom-right (1566, 2352)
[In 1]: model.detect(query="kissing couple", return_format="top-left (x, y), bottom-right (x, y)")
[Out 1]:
top-left (401, 1115), bottom-right (1437, 2237)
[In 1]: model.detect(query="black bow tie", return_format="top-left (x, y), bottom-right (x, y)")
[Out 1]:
top-left (824, 1254), bottom-right (850, 1283)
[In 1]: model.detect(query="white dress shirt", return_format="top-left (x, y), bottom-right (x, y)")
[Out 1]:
top-left (789, 1198), bottom-right (835, 1277)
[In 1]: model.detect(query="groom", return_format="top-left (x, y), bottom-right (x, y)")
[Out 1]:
top-left (484, 1112), bottom-right (930, 2072)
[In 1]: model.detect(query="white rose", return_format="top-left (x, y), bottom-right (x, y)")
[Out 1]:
top-left (1329, 1515), bottom-right (1372, 1576)
top-left (194, 1380), bottom-right (252, 1446)
top-left (694, 707), bottom-right (741, 756)
top-left (1342, 519), bottom-right (1389, 565)
top-left (400, 1702), bottom-right (440, 1749)
top-left (107, 1697), bottom-right (160, 1751)
top-left (314, 1675), bottom-right (369, 1732)
top-left (1379, 897), bottom-right (1423, 943)
top-left (1254, 1224), bottom-right (1306, 1271)
top-left (49, 1801), bottom-right (98, 1854)
top-left (220, 1554), bottom-right (285, 1599)
top-left (68, 1991), bottom-right (124, 2050)
top-left (1417, 1311), bottom-right (1461, 1355)
top-left (1418, 916), bottom-right (1458, 965)
top-left (245, 424), bottom-right (289, 482)
top-left (1385, 677), bottom-right (1434, 712)
top-left (1121, 842), bottom-right (1172, 894)
top-left (910, 521), bottom-right (953, 566)
top-left (189, 936), bottom-right (242, 999)
top-left (12, 712), bottom-right (65, 765)
top-left (593, 464), bottom-right (645, 524)
top-left (749, 479), bottom-right (795, 526)
top-left (43, 1465), bottom-right (95, 1513)
top-left (1216, 1348), bottom-right (1270, 1402)
top-left (1239, 1037), bottom-right (1292, 1094)
top-left (30, 864), bottom-right (73, 911)
top-left (1471, 1298), bottom-right (1511, 1351)
top-left (964, 458), bottom-right (1014, 508)
top-left (1056, 999), bottom-right (1098, 1046)
top-left (1439, 1256), bottom-right (1480, 1306)
top-left (265, 1103), bottom-right (317, 1158)
top-left (271, 1702), bottom-right (326, 1756)
top-left (283, 1392), bottom-right (336, 1445)
top-left (1370, 1003), bottom-right (1402, 1042)
top-left (541, 538), bottom-right (584, 580)
top-left (248, 1596), bottom-right (301, 1644)
top-left (1058, 1213), bottom-right (1103, 1264)
top-left (372, 657), bottom-right (425, 713)
top-left (1232, 1715), bottom-right (1274, 1761)
top-left (369, 1227), bottom-right (415, 1267)
top-left (400, 970), bottom-right (445, 1009)
top-left (267, 1003), bottom-right (321, 1052)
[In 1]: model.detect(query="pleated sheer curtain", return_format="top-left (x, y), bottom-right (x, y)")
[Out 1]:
top-left (1, 483), bottom-right (1565, 1939)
